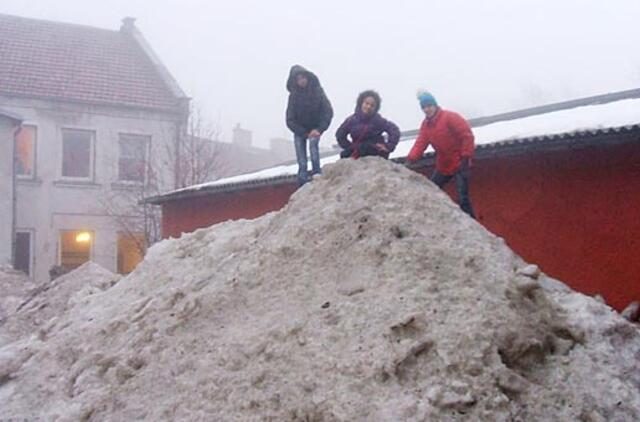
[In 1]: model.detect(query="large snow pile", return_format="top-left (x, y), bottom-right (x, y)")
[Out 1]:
top-left (0, 262), bottom-right (119, 347)
top-left (1, 158), bottom-right (639, 421)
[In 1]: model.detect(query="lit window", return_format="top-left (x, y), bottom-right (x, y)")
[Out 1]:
top-left (117, 232), bottom-right (145, 274)
top-left (15, 125), bottom-right (36, 177)
top-left (118, 134), bottom-right (149, 182)
top-left (62, 129), bottom-right (94, 179)
top-left (59, 230), bottom-right (92, 270)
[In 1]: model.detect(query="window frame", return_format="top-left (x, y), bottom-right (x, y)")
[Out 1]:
top-left (117, 133), bottom-right (151, 184)
top-left (15, 124), bottom-right (38, 180)
top-left (14, 229), bottom-right (35, 278)
top-left (58, 229), bottom-right (94, 269)
top-left (60, 128), bottom-right (96, 182)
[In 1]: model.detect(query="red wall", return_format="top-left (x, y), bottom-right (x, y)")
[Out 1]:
top-left (163, 184), bottom-right (297, 238)
top-left (161, 142), bottom-right (640, 311)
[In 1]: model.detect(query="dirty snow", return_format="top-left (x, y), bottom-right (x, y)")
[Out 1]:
top-left (0, 262), bottom-right (119, 347)
top-left (0, 266), bottom-right (38, 344)
top-left (1, 158), bottom-right (639, 421)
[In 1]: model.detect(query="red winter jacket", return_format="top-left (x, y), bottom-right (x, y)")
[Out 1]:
top-left (407, 109), bottom-right (475, 175)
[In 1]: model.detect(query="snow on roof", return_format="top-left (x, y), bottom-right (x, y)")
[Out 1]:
top-left (165, 97), bottom-right (640, 197)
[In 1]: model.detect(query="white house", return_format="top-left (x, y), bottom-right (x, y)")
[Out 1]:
top-left (0, 14), bottom-right (189, 281)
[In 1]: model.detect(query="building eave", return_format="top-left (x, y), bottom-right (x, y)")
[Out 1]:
top-left (0, 108), bottom-right (24, 124)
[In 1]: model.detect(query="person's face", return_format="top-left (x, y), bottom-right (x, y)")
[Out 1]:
top-left (361, 96), bottom-right (377, 115)
top-left (423, 104), bottom-right (438, 118)
top-left (296, 74), bottom-right (308, 88)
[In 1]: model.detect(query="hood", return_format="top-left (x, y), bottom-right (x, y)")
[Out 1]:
top-left (286, 65), bottom-right (321, 92)
top-left (355, 90), bottom-right (382, 114)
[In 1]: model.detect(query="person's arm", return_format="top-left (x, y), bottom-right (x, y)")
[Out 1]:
top-left (448, 112), bottom-right (474, 175)
top-left (406, 120), bottom-right (430, 163)
top-left (448, 112), bottom-right (474, 159)
top-left (381, 117), bottom-right (400, 152)
top-left (286, 95), bottom-right (307, 136)
top-left (316, 89), bottom-right (333, 134)
top-left (335, 116), bottom-right (353, 150)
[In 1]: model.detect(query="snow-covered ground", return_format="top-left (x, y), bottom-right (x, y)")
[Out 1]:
top-left (1, 158), bottom-right (638, 420)
top-left (0, 262), bottom-right (120, 348)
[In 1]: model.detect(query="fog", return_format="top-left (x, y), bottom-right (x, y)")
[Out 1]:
top-left (3, 0), bottom-right (640, 147)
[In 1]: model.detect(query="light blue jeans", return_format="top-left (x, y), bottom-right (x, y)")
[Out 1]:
top-left (294, 134), bottom-right (321, 186)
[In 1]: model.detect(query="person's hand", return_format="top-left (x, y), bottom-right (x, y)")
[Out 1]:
top-left (375, 143), bottom-right (389, 153)
top-left (309, 129), bottom-right (321, 138)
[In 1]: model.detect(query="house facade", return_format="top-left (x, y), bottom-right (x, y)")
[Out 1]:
top-left (147, 90), bottom-right (640, 311)
top-left (0, 14), bottom-right (188, 281)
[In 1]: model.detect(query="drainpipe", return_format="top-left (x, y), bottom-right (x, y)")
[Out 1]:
top-left (175, 98), bottom-right (190, 189)
top-left (11, 124), bottom-right (21, 268)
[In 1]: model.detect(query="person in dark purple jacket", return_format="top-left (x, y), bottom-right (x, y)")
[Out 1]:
top-left (335, 90), bottom-right (400, 159)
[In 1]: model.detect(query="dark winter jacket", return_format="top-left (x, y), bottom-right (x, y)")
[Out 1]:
top-left (407, 108), bottom-right (474, 175)
top-left (286, 65), bottom-right (333, 137)
top-left (335, 91), bottom-right (400, 158)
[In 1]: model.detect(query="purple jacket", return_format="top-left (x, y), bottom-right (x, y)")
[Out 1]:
top-left (335, 112), bottom-right (400, 152)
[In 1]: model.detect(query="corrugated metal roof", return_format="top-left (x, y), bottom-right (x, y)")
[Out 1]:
top-left (145, 124), bottom-right (640, 204)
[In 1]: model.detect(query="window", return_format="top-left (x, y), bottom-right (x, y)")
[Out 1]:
top-left (117, 232), bottom-right (145, 274)
top-left (118, 134), bottom-right (149, 183)
top-left (14, 230), bottom-right (33, 277)
top-left (59, 230), bottom-right (93, 270)
top-left (62, 129), bottom-right (94, 179)
top-left (15, 125), bottom-right (36, 178)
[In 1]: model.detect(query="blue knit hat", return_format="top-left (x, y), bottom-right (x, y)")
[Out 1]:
top-left (417, 90), bottom-right (437, 108)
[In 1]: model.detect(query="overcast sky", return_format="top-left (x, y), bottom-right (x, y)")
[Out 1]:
top-left (3, 0), bottom-right (640, 148)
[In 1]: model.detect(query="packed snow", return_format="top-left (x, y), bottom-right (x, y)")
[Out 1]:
top-left (171, 97), bottom-right (640, 193)
top-left (1, 158), bottom-right (638, 421)
top-left (0, 262), bottom-right (120, 347)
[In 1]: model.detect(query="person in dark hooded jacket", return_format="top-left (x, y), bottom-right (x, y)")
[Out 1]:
top-left (335, 90), bottom-right (400, 159)
top-left (286, 65), bottom-right (333, 186)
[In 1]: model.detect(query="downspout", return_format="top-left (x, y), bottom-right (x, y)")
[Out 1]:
top-left (175, 98), bottom-right (190, 189)
top-left (11, 124), bottom-right (22, 268)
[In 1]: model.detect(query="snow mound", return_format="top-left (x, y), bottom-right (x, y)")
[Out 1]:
top-left (1, 158), bottom-right (639, 421)
top-left (0, 266), bottom-right (38, 343)
top-left (0, 262), bottom-right (119, 347)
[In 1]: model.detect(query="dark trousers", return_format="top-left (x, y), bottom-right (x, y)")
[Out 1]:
top-left (340, 143), bottom-right (389, 159)
top-left (431, 170), bottom-right (476, 219)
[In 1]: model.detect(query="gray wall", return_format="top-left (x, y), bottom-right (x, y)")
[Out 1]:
top-left (1, 95), bottom-right (182, 282)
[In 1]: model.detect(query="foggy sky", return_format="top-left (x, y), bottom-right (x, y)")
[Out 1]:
top-left (3, 0), bottom-right (640, 148)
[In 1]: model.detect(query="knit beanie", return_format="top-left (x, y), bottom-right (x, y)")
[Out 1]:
top-left (417, 90), bottom-right (438, 108)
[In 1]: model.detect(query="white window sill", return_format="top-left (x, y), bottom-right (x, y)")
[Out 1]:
top-left (53, 180), bottom-right (101, 189)
top-left (16, 177), bottom-right (43, 186)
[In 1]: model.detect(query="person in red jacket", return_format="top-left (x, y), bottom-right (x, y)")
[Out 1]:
top-left (406, 91), bottom-right (476, 218)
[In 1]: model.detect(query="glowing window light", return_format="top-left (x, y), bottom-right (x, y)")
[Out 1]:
top-left (75, 232), bottom-right (91, 243)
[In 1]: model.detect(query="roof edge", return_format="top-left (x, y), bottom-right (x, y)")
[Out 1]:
top-left (0, 108), bottom-right (24, 123)
top-left (0, 90), bottom-right (186, 116)
top-left (401, 87), bottom-right (640, 138)
top-left (145, 125), bottom-right (640, 205)
top-left (122, 20), bottom-right (189, 109)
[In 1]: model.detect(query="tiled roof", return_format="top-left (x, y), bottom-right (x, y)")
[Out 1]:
top-left (0, 14), bottom-right (184, 112)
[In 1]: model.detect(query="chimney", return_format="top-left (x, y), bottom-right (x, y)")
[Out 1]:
top-left (120, 17), bottom-right (137, 34)
top-left (232, 123), bottom-right (252, 149)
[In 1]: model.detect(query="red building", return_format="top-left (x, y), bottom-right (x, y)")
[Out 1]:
top-left (147, 90), bottom-right (640, 311)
